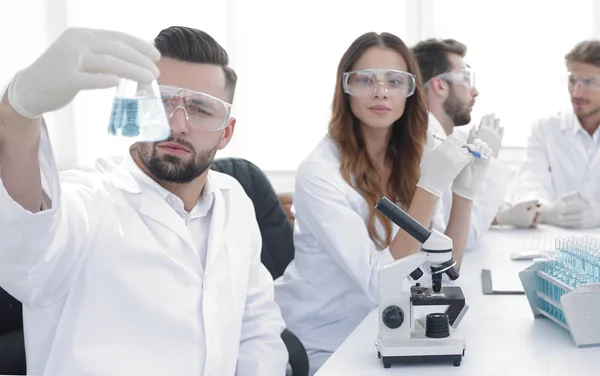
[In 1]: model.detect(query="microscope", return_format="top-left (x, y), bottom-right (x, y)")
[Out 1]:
top-left (374, 197), bottom-right (468, 368)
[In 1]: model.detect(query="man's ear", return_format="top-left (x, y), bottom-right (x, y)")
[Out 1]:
top-left (431, 78), bottom-right (447, 97)
top-left (218, 117), bottom-right (236, 150)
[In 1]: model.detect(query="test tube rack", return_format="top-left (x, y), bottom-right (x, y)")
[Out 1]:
top-left (519, 257), bottom-right (600, 348)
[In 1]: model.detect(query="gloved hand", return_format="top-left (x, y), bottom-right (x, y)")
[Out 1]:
top-left (7, 27), bottom-right (161, 119)
top-left (468, 113), bottom-right (503, 158)
top-left (572, 192), bottom-right (600, 228)
top-left (417, 134), bottom-right (473, 198)
top-left (451, 139), bottom-right (492, 200)
top-left (541, 191), bottom-right (600, 228)
top-left (495, 200), bottom-right (539, 228)
top-left (539, 191), bottom-right (600, 228)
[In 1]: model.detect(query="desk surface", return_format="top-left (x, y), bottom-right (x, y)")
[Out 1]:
top-left (316, 226), bottom-right (600, 376)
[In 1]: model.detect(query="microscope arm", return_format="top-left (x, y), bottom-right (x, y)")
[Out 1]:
top-left (378, 252), bottom-right (428, 298)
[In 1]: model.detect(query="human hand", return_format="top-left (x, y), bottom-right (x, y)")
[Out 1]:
top-left (417, 134), bottom-right (473, 198)
top-left (538, 191), bottom-right (599, 228)
top-left (451, 138), bottom-right (492, 200)
top-left (495, 200), bottom-right (539, 228)
top-left (8, 27), bottom-right (160, 119)
top-left (468, 113), bottom-right (503, 158)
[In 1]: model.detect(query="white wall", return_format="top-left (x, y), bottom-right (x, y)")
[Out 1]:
top-left (2, 0), bottom-right (596, 189)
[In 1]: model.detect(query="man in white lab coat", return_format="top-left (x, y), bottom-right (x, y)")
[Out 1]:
top-left (506, 40), bottom-right (600, 229)
top-left (0, 26), bottom-right (287, 376)
top-left (411, 39), bottom-right (516, 249)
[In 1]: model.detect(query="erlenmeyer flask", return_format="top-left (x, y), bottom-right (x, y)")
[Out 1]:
top-left (108, 78), bottom-right (171, 142)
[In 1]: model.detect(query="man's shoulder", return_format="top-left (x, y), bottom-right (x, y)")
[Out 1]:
top-left (58, 168), bottom-right (106, 190)
top-left (207, 170), bottom-right (254, 208)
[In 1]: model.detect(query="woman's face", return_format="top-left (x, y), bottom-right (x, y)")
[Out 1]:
top-left (347, 47), bottom-right (411, 131)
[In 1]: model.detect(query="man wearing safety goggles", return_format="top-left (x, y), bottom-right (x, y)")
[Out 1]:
top-left (412, 39), bottom-right (511, 250)
top-left (506, 40), bottom-right (600, 229)
top-left (0, 26), bottom-right (287, 375)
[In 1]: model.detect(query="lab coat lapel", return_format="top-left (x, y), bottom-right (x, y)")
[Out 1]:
top-left (565, 131), bottom-right (589, 163)
top-left (563, 112), bottom-right (589, 163)
top-left (203, 180), bottom-right (228, 375)
top-left (100, 156), bottom-right (196, 250)
top-left (204, 183), bottom-right (226, 278)
top-left (138, 193), bottom-right (196, 251)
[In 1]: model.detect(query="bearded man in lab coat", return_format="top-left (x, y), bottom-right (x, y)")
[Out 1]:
top-left (0, 26), bottom-right (287, 375)
top-left (505, 40), bottom-right (600, 229)
top-left (411, 39), bottom-right (517, 249)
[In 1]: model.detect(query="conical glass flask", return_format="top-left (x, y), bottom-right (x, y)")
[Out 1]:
top-left (107, 78), bottom-right (171, 142)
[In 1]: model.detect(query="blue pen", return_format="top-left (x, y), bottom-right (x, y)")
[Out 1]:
top-left (467, 149), bottom-right (488, 159)
top-left (432, 134), bottom-right (489, 160)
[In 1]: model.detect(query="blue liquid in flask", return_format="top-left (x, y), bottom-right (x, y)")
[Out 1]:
top-left (108, 98), bottom-right (140, 138)
top-left (108, 96), bottom-right (170, 142)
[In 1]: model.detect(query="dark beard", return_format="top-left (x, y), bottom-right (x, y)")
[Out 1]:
top-left (443, 87), bottom-right (471, 126)
top-left (574, 103), bottom-right (600, 120)
top-left (138, 138), bottom-right (218, 184)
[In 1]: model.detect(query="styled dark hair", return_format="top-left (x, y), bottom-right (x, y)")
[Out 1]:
top-left (565, 40), bottom-right (600, 68)
top-left (411, 38), bottom-right (467, 84)
top-left (154, 26), bottom-right (237, 101)
top-left (329, 32), bottom-right (428, 249)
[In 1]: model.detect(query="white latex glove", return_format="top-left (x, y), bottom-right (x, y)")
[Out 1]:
top-left (538, 191), bottom-right (599, 228)
top-left (554, 191), bottom-right (600, 228)
top-left (495, 200), bottom-right (539, 228)
top-left (7, 27), bottom-right (161, 119)
top-left (451, 138), bottom-right (492, 200)
top-left (467, 113), bottom-right (503, 158)
top-left (417, 134), bottom-right (473, 198)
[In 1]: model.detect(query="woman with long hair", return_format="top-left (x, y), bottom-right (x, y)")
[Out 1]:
top-left (274, 32), bottom-right (490, 375)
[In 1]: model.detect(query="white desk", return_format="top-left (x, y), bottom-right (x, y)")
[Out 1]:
top-left (316, 226), bottom-right (600, 376)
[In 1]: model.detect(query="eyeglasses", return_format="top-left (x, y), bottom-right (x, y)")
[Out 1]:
top-left (565, 73), bottom-right (600, 91)
top-left (342, 69), bottom-right (416, 98)
top-left (159, 85), bottom-right (232, 132)
top-left (425, 69), bottom-right (476, 89)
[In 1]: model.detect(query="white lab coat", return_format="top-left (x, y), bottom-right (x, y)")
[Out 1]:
top-left (507, 110), bottom-right (600, 205)
top-left (428, 113), bottom-right (510, 249)
top-left (0, 125), bottom-right (287, 376)
top-left (273, 135), bottom-right (443, 373)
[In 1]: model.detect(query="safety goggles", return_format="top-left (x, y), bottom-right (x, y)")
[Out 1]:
top-left (342, 69), bottom-right (416, 98)
top-left (159, 85), bottom-right (232, 132)
top-left (425, 68), bottom-right (476, 89)
top-left (565, 73), bottom-right (600, 91)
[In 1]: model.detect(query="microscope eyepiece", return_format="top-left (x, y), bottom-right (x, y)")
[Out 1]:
top-left (375, 197), bottom-right (430, 244)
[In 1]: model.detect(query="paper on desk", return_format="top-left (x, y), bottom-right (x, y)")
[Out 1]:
top-left (483, 261), bottom-right (526, 294)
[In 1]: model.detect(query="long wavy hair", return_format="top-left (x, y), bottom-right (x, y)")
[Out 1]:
top-left (329, 32), bottom-right (428, 250)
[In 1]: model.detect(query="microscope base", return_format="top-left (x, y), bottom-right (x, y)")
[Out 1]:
top-left (379, 353), bottom-right (463, 368)
top-left (376, 333), bottom-right (465, 368)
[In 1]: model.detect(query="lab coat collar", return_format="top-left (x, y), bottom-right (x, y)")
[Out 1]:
top-left (98, 153), bottom-right (233, 198)
top-left (428, 111), bottom-right (447, 139)
top-left (98, 153), bottom-right (236, 261)
top-left (559, 110), bottom-right (600, 145)
top-left (560, 110), bottom-right (586, 136)
top-left (95, 156), bottom-right (142, 193)
top-left (120, 154), bottom-right (215, 219)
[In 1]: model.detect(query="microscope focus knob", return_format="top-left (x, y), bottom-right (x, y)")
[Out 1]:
top-left (382, 306), bottom-right (404, 329)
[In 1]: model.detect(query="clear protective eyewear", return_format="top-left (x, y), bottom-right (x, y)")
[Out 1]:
top-left (159, 85), bottom-right (232, 132)
top-left (425, 68), bottom-right (476, 89)
top-left (565, 73), bottom-right (600, 91)
top-left (342, 69), bottom-right (416, 98)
